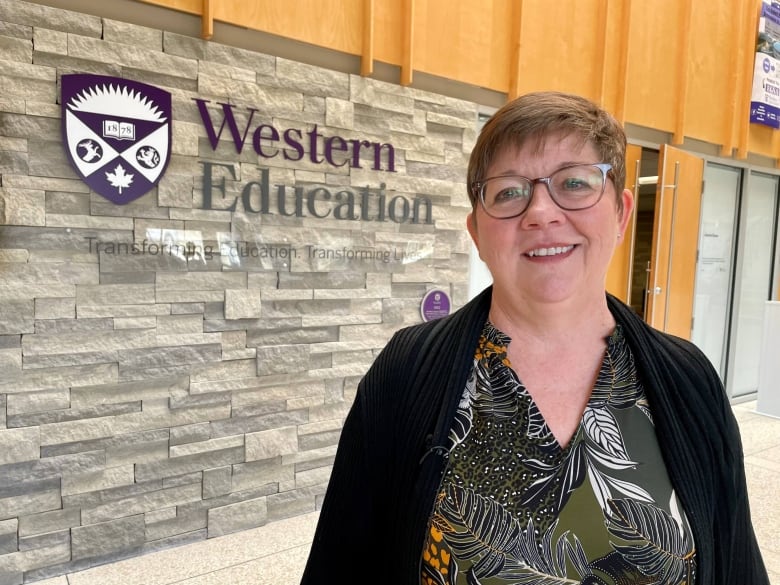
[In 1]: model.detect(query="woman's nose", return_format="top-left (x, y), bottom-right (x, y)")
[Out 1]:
top-left (520, 181), bottom-right (565, 226)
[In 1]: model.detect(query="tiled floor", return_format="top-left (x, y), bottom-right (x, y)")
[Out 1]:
top-left (35, 402), bottom-right (780, 585)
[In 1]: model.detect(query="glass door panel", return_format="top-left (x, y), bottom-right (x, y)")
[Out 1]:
top-left (691, 164), bottom-right (740, 377)
top-left (729, 172), bottom-right (779, 398)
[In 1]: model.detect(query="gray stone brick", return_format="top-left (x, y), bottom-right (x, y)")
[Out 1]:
top-left (298, 429), bottom-right (341, 451)
top-left (5, 539), bottom-right (70, 574)
top-left (224, 289), bottom-right (262, 319)
top-left (163, 472), bottom-right (202, 489)
top-left (0, 349), bottom-right (21, 374)
top-left (169, 434), bottom-right (242, 458)
top-left (0, 563), bottom-right (24, 584)
top-left (102, 19), bottom-right (162, 49)
top-left (33, 297), bottom-right (75, 320)
top-left (116, 362), bottom-right (217, 383)
top-left (67, 35), bottom-right (197, 79)
top-left (231, 458), bottom-right (293, 493)
top-left (7, 389), bottom-right (70, 416)
top-left (0, 488), bottom-right (60, 522)
top-left (0, 20), bottom-right (30, 40)
top-left (119, 343), bottom-right (221, 371)
top-left (0, 150), bottom-right (27, 176)
top-left (230, 398), bottom-right (287, 420)
top-left (26, 138), bottom-right (76, 179)
top-left (0, 260), bottom-right (98, 287)
top-left (169, 422), bottom-right (210, 446)
top-left (325, 97), bottom-right (354, 130)
top-left (82, 482), bottom-right (202, 524)
top-left (210, 410), bottom-right (308, 440)
top-left (0, 336), bottom-right (21, 350)
top-left (0, 1), bottom-right (101, 36)
top-left (76, 304), bottom-right (172, 319)
top-left (279, 272), bottom-right (366, 289)
top-left (134, 446), bottom-right (244, 482)
top-left (207, 496), bottom-right (267, 538)
top-left (170, 302), bottom-right (206, 315)
top-left (23, 328), bottom-right (156, 357)
top-left (8, 401), bottom-right (140, 428)
top-left (32, 318), bottom-right (113, 336)
top-left (144, 507), bottom-right (206, 542)
top-left (256, 345), bottom-right (310, 376)
top-left (0, 428), bottom-right (39, 466)
top-left (202, 466), bottom-right (232, 499)
top-left (75, 283), bottom-right (155, 306)
top-left (105, 437), bottom-right (168, 469)
top-left (0, 519), bottom-right (17, 555)
top-left (169, 390), bottom-right (230, 412)
top-left (32, 27), bottom-right (67, 55)
top-left (172, 33), bottom-right (276, 75)
top-left (0, 61), bottom-right (55, 102)
top-left (0, 299), bottom-right (33, 335)
top-left (245, 426), bottom-right (298, 462)
top-left (44, 191), bottom-right (89, 215)
top-left (1, 445), bottom-right (100, 492)
top-left (38, 417), bottom-right (115, 447)
top-left (246, 325), bottom-right (338, 347)
top-left (0, 112), bottom-right (58, 141)
top-left (276, 57), bottom-right (349, 99)
top-left (18, 507), bottom-right (80, 538)
top-left (143, 507), bottom-right (176, 525)
top-left (18, 528), bottom-right (68, 552)
top-left (71, 515), bottom-right (145, 561)
top-left (61, 465), bottom-right (134, 497)
top-left (266, 486), bottom-right (323, 522)
top-left (61, 478), bottom-right (161, 510)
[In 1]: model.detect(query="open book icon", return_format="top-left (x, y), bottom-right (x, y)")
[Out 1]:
top-left (103, 120), bottom-right (135, 140)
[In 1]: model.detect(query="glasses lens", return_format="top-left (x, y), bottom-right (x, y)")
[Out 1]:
top-left (481, 177), bottom-right (533, 218)
top-left (549, 164), bottom-right (606, 209)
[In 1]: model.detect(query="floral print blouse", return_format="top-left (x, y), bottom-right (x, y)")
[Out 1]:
top-left (421, 322), bottom-right (697, 585)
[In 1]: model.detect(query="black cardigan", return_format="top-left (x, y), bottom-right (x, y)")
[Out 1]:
top-left (300, 288), bottom-right (769, 585)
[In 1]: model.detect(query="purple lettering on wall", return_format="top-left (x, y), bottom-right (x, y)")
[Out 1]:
top-left (193, 99), bottom-right (396, 172)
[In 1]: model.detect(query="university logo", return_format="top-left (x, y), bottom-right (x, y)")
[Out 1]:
top-left (61, 74), bottom-right (171, 204)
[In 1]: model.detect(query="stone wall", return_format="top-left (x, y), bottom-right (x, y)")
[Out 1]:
top-left (0, 0), bottom-right (477, 581)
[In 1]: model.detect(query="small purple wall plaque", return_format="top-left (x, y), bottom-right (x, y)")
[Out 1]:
top-left (420, 289), bottom-right (451, 322)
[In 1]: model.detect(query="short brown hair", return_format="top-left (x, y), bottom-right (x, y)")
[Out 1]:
top-left (467, 91), bottom-right (627, 212)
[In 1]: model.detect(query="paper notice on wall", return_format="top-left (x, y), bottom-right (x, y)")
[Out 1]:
top-left (752, 1), bottom-right (780, 128)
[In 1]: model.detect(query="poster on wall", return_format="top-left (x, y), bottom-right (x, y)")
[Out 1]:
top-left (751, 1), bottom-right (780, 128)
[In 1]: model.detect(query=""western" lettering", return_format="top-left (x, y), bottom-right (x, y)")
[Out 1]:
top-left (193, 99), bottom-right (395, 172)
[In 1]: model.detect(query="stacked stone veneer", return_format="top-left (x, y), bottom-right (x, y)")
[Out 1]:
top-left (0, 0), bottom-right (477, 581)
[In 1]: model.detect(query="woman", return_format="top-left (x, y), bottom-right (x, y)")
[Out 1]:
top-left (300, 91), bottom-right (769, 585)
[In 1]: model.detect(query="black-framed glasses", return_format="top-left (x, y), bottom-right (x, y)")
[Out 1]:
top-left (472, 163), bottom-right (613, 219)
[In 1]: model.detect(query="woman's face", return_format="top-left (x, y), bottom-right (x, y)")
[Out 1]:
top-left (467, 133), bottom-right (634, 308)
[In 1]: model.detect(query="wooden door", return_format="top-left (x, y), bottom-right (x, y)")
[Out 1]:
top-left (645, 145), bottom-right (704, 339)
top-left (605, 144), bottom-right (643, 303)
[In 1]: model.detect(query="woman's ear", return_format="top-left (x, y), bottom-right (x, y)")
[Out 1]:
top-left (618, 189), bottom-right (635, 236)
top-left (466, 211), bottom-right (479, 250)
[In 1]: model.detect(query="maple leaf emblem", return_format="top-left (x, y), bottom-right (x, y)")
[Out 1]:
top-left (106, 164), bottom-right (134, 194)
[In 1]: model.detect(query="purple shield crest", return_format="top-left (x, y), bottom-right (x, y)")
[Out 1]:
top-left (61, 74), bottom-right (172, 204)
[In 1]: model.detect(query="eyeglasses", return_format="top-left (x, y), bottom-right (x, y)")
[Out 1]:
top-left (472, 163), bottom-right (613, 219)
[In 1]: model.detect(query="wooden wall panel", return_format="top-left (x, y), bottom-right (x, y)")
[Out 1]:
top-left (684, 1), bottom-right (740, 148)
top-left (623, 0), bottom-right (683, 134)
top-left (411, 0), bottom-right (513, 92)
top-left (222, 1), bottom-right (364, 54)
top-left (373, 0), bottom-right (404, 65)
top-left (510, 0), bottom-right (608, 100)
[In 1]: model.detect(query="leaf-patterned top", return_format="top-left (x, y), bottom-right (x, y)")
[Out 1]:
top-left (421, 322), bottom-right (697, 585)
